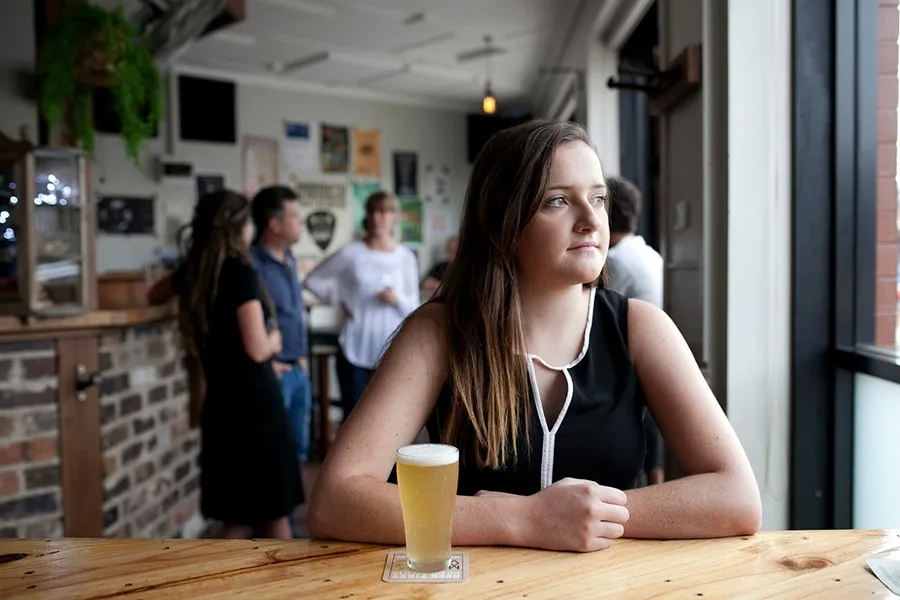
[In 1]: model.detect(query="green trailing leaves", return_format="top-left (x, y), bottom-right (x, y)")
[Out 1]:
top-left (39, 0), bottom-right (162, 166)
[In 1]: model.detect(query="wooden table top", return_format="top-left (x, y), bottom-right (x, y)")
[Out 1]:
top-left (0, 530), bottom-right (898, 599)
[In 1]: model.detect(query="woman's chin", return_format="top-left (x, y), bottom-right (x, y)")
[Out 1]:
top-left (565, 270), bottom-right (603, 286)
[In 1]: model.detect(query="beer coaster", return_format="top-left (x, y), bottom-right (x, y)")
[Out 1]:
top-left (382, 551), bottom-right (469, 583)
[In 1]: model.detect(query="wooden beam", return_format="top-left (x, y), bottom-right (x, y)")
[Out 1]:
top-left (57, 336), bottom-right (103, 537)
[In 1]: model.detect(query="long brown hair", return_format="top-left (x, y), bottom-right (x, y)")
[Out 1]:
top-left (177, 189), bottom-right (255, 359)
top-left (435, 119), bottom-right (605, 470)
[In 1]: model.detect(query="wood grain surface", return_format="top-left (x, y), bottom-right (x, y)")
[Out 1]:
top-left (0, 530), bottom-right (898, 599)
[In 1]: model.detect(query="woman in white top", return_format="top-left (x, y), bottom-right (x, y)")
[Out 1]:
top-left (304, 191), bottom-right (419, 420)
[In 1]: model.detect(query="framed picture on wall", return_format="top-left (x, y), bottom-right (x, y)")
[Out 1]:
top-left (393, 151), bottom-right (417, 197)
top-left (242, 136), bottom-right (279, 198)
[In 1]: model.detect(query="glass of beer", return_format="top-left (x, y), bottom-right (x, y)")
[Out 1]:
top-left (395, 443), bottom-right (459, 572)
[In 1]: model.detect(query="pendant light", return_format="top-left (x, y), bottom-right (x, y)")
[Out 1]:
top-left (482, 35), bottom-right (496, 114)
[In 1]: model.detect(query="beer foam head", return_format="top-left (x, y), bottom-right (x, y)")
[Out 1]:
top-left (395, 444), bottom-right (459, 467)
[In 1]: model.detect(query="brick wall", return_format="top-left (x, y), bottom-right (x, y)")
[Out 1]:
top-left (99, 323), bottom-right (201, 538)
top-left (0, 321), bottom-right (201, 539)
top-left (0, 341), bottom-right (63, 538)
top-left (876, 0), bottom-right (899, 348)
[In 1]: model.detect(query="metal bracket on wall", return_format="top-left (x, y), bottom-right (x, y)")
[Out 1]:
top-left (607, 44), bottom-right (702, 115)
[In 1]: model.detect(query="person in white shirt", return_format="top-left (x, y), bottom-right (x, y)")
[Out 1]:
top-left (304, 191), bottom-right (419, 421)
top-left (605, 176), bottom-right (665, 485)
top-left (605, 177), bottom-right (663, 307)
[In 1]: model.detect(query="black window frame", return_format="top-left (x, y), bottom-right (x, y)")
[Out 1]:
top-left (791, 0), bottom-right (899, 530)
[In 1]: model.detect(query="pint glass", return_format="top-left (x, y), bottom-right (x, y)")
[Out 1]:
top-left (395, 443), bottom-right (459, 571)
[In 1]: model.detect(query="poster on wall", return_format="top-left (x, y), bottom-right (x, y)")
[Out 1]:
top-left (352, 128), bottom-right (381, 176)
top-left (351, 181), bottom-right (382, 236)
top-left (196, 173), bottom-right (225, 200)
top-left (423, 164), bottom-right (451, 204)
top-left (393, 151), bottom-right (418, 197)
top-left (284, 121), bottom-right (316, 173)
top-left (291, 180), bottom-right (351, 260)
top-left (321, 124), bottom-right (350, 173)
top-left (242, 135), bottom-right (279, 198)
top-left (399, 197), bottom-right (423, 244)
top-left (294, 181), bottom-right (347, 210)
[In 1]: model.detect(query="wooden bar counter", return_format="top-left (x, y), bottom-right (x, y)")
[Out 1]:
top-left (0, 304), bottom-right (204, 541)
top-left (0, 530), bottom-right (898, 598)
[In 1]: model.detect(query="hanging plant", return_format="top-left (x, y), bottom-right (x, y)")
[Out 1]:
top-left (39, 0), bottom-right (162, 166)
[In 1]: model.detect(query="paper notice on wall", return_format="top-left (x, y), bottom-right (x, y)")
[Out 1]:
top-left (425, 205), bottom-right (452, 239)
top-left (242, 135), bottom-right (279, 198)
top-left (423, 164), bottom-right (451, 204)
top-left (283, 121), bottom-right (316, 173)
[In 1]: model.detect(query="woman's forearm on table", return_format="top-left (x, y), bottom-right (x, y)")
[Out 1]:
top-left (623, 472), bottom-right (762, 539)
top-left (308, 474), bottom-right (528, 547)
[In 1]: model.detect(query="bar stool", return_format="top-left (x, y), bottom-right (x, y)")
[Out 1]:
top-left (310, 341), bottom-right (338, 459)
top-left (306, 302), bottom-right (344, 460)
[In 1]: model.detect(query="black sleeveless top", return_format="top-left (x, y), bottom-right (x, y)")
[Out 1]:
top-left (426, 288), bottom-right (646, 495)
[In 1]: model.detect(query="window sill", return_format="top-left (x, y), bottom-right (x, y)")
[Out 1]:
top-left (834, 346), bottom-right (900, 384)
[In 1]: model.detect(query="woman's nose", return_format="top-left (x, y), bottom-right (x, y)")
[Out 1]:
top-left (576, 200), bottom-right (603, 231)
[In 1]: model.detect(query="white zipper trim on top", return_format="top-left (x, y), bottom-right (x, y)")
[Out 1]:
top-left (526, 289), bottom-right (595, 489)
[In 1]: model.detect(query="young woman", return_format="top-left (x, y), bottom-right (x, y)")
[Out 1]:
top-left (308, 120), bottom-right (761, 552)
top-left (303, 191), bottom-right (420, 420)
top-left (174, 190), bottom-right (302, 539)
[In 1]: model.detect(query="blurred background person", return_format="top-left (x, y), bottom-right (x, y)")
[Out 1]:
top-left (174, 189), bottom-right (302, 539)
top-left (421, 235), bottom-right (458, 294)
top-left (304, 191), bottom-right (420, 422)
top-left (251, 185), bottom-right (312, 467)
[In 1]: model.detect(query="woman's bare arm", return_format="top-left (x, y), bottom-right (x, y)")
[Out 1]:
top-left (622, 299), bottom-right (762, 538)
top-left (236, 300), bottom-right (281, 363)
top-left (308, 303), bottom-right (531, 546)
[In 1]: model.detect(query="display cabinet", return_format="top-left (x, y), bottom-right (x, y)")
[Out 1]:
top-left (0, 133), bottom-right (95, 317)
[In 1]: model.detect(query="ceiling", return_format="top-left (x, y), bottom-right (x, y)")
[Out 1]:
top-left (170, 0), bottom-right (584, 112)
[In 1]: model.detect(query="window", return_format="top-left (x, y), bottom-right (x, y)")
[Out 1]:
top-left (869, 1), bottom-right (900, 350)
top-left (846, 0), bottom-right (900, 353)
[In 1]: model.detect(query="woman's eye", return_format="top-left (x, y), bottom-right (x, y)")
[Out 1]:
top-left (546, 196), bottom-right (566, 207)
top-left (593, 195), bottom-right (607, 206)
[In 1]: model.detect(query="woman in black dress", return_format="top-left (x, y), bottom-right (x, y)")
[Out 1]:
top-left (176, 190), bottom-right (302, 539)
top-left (309, 120), bottom-right (761, 551)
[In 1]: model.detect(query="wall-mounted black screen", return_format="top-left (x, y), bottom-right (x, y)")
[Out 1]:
top-left (178, 75), bottom-right (237, 144)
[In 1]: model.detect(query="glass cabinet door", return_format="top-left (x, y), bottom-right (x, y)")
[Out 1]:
top-left (28, 149), bottom-right (88, 315)
top-left (0, 160), bottom-right (22, 303)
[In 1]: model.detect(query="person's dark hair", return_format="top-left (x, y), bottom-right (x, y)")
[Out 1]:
top-left (361, 190), bottom-right (398, 234)
top-left (251, 185), bottom-right (299, 241)
top-left (606, 176), bottom-right (642, 234)
top-left (177, 189), bottom-right (268, 358)
top-left (433, 119), bottom-right (606, 470)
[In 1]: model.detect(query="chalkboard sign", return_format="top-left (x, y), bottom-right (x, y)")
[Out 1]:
top-left (97, 195), bottom-right (155, 235)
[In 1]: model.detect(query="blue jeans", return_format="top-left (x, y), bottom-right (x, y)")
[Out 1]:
top-left (335, 348), bottom-right (373, 422)
top-left (279, 364), bottom-right (312, 462)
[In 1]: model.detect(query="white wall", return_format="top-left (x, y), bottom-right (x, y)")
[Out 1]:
top-left (93, 70), bottom-right (471, 275)
top-left (658, 0), bottom-right (791, 530)
top-left (724, 0), bottom-right (792, 530)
